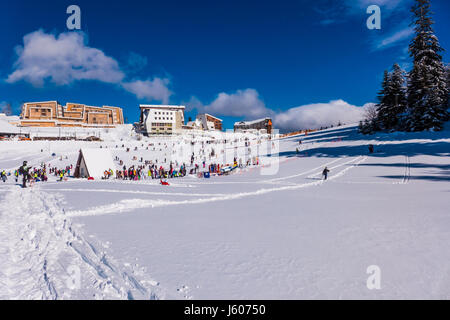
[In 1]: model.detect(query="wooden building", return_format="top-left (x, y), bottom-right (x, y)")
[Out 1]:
top-left (20, 101), bottom-right (124, 128)
top-left (196, 113), bottom-right (223, 131)
top-left (234, 118), bottom-right (273, 134)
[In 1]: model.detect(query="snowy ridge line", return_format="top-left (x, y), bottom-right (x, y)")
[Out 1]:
top-left (0, 187), bottom-right (164, 300)
top-left (66, 156), bottom-right (368, 217)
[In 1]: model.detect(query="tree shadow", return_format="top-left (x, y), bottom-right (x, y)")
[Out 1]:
top-left (278, 125), bottom-right (450, 183)
top-left (280, 141), bottom-right (450, 158)
top-left (378, 175), bottom-right (450, 182)
top-left (283, 124), bottom-right (450, 146)
top-left (359, 163), bottom-right (450, 170)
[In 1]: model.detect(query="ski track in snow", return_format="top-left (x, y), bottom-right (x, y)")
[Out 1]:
top-left (41, 188), bottom-right (228, 197)
top-left (65, 155), bottom-right (368, 217)
top-left (0, 186), bottom-right (166, 300)
top-left (402, 155), bottom-right (411, 184)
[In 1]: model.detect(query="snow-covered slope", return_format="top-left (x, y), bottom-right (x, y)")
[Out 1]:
top-left (0, 123), bottom-right (449, 299)
top-left (0, 114), bottom-right (20, 134)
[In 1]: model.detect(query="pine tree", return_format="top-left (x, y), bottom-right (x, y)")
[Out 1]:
top-left (376, 65), bottom-right (407, 131)
top-left (446, 64), bottom-right (450, 109)
top-left (407, 0), bottom-right (448, 131)
top-left (390, 64), bottom-right (409, 129)
top-left (375, 70), bottom-right (390, 130)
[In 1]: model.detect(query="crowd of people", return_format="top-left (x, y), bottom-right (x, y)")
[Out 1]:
top-left (105, 134), bottom-right (269, 182)
top-left (106, 163), bottom-right (189, 181)
top-left (0, 162), bottom-right (73, 188)
top-left (1, 133), bottom-right (274, 187)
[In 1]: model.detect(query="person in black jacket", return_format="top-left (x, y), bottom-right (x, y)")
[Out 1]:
top-left (322, 167), bottom-right (330, 180)
top-left (19, 161), bottom-right (30, 188)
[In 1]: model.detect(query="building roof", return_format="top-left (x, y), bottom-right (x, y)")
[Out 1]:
top-left (25, 101), bottom-right (121, 110)
top-left (197, 113), bottom-right (223, 122)
top-left (24, 101), bottom-right (59, 106)
top-left (140, 104), bottom-right (185, 110)
top-left (234, 117), bottom-right (272, 126)
top-left (78, 148), bottom-right (116, 178)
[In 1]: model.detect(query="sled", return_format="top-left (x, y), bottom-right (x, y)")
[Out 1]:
top-left (160, 181), bottom-right (170, 186)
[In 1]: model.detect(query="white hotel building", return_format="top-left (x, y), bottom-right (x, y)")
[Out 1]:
top-left (139, 105), bottom-right (185, 135)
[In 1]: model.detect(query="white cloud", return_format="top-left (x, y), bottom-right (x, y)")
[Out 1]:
top-left (7, 30), bottom-right (125, 86)
top-left (125, 52), bottom-right (148, 74)
top-left (190, 88), bottom-right (371, 132)
top-left (121, 78), bottom-right (172, 104)
top-left (320, 19), bottom-right (339, 26)
top-left (316, 0), bottom-right (412, 25)
top-left (274, 100), bottom-right (371, 131)
top-left (185, 96), bottom-right (204, 112)
top-left (351, 0), bottom-right (408, 10)
top-left (375, 27), bottom-right (414, 50)
top-left (194, 89), bottom-right (273, 119)
top-left (6, 30), bottom-right (171, 103)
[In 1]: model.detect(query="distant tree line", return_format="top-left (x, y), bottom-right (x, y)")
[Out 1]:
top-left (360, 0), bottom-right (449, 134)
top-left (0, 102), bottom-right (12, 116)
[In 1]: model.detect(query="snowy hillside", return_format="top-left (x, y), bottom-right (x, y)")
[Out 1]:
top-left (0, 123), bottom-right (449, 299)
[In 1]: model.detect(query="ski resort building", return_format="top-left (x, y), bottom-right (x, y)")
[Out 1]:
top-left (0, 114), bottom-right (29, 139)
top-left (139, 105), bottom-right (185, 135)
top-left (74, 148), bottom-right (116, 179)
top-left (20, 101), bottom-right (124, 128)
top-left (234, 118), bottom-right (273, 134)
top-left (196, 114), bottom-right (223, 131)
top-left (184, 118), bottom-right (203, 130)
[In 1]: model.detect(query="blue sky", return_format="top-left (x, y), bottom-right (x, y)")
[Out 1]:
top-left (0, 0), bottom-right (448, 131)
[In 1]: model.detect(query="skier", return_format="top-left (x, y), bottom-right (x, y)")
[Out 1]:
top-left (19, 161), bottom-right (30, 188)
top-left (322, 167), bottom-right (330, 180)
top-left (1, 170), bottom-right (7, 183)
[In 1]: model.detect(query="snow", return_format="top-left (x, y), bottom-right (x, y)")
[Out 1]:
top-left (0, 115), bottom-right (20, 134)
top-left (0, 123), bottom-right (449, 299)
top-left (234, 117), bottom-right (271, 126)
